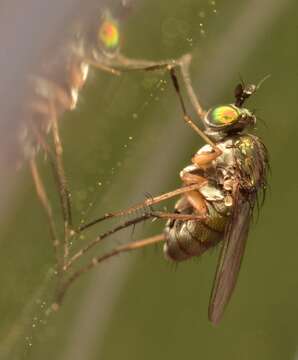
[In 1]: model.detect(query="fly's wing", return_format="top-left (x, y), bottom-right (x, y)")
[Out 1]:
top-left (208, 187), bottom-right (254, 325)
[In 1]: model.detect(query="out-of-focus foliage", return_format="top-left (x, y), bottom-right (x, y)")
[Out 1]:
top-left (0, 0), bottom-right (298, 359)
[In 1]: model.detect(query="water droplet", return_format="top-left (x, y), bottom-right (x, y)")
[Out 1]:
top-left (98, 181), bottom-right (102, 186)
top-left (128, 136), bottom-right (133, 140)
top-left (199, 11), bottom-right (205, 18)
top-left (132, 113), bottom-right (138, 119)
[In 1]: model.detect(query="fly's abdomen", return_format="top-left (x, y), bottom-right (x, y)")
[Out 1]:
top-left (164, 202), bottom-right (228, 262)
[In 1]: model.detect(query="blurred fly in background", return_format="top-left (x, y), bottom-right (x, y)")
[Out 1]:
top-left (19, 0), bottom-right (203, 317)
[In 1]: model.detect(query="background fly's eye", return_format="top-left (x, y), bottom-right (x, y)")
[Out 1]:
top-left (207, 105), bottom-right (240, 127)
top-left (98, 19), bottom-right (120, 50)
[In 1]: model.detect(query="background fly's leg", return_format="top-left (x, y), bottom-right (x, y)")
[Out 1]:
top-left (107, 53), bottom-right (179, 71)
top-left (29, 158), bottom-right (61, 270)
top-left (78, 183), bottom-right (202, 232)
top-left (84, 58), bottom-right (121, 75)
top-left (178, 54), bottom-right (205, 120)
top-left (49, 100), bottom-right (72, 259)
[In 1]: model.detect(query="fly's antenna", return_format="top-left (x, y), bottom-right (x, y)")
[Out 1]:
top-left (234, 74), bottom-right (271, 108)
top-left (256, 74), bottom-right (271, 90)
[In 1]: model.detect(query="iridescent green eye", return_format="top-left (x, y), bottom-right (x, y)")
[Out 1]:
top-left (205, 105), bottom-right (240, 128)
top-left (98, 17), bottom-right (120, 50)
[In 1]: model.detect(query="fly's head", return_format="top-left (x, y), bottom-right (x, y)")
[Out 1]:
top-left (203, 104), bottom-right (256, 136)
top-left (203, 76), bottom-right (270, 137)
top-left (97, 10), bottom-right (120, 57)
top-left (234, 82), bottom-right (257, 107)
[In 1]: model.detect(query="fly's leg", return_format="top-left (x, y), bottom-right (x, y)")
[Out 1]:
top-left (110, 53), bottom-right (179, 71)
top-left (104, 52), bottom-right (210, 126)
top-left (30, 76), bottom-right (74, 242)
top-left (66, 210), bottom-right (206, 270)
top-left (83, 58), bottom-right (121, 75)
top-left (169, 67), bottom-right (221, 158)
top-left (78, 183), bottom-right (203, 232)
top-left (55, 210), bottom-right (206, 306)
top-left (83, 53), bottom-right (177, 75)
top-left (55, 233), bottom-right (166, 308)
top-left (49, 100), bottom-right (72, 259)
top-left (29, 158), bottom-right (61, 270)
top-left (179, 171), bottom-right (209, 215)
top-left (113, 53), bottom-right (213, 147)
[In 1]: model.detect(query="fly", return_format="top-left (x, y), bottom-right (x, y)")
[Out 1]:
top-left (54, 63), bottom-right (269, 325)
top-left (22, 8), bottom-right (194, 271)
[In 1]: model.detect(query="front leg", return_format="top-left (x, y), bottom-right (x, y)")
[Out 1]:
top-left (192, 147), bottom-right (222, 168)
top-left (180, 168), bottom-right (209, 215)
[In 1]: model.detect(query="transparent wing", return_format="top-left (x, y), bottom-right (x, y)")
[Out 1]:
top-left (208, 188), bottom-right (254, 325)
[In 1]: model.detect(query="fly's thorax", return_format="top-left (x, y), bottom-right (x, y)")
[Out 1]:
top-left (233, 134), bottom-right (268, 191)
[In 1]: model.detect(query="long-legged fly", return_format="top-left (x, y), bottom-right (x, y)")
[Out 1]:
top-left (53, 61), bottom-right (268, 324)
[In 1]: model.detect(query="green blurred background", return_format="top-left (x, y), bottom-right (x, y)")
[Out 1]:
top-left (1, 0), bottom-right (298, 359)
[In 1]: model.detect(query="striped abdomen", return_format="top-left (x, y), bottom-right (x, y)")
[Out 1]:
top-left (164, 201), bottom-right (228, 262)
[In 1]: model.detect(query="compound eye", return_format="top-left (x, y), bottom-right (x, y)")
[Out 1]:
top-left (98, 17), bottom-right (120, 50)
top-left (209, 105), bottom-right (239, 126)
